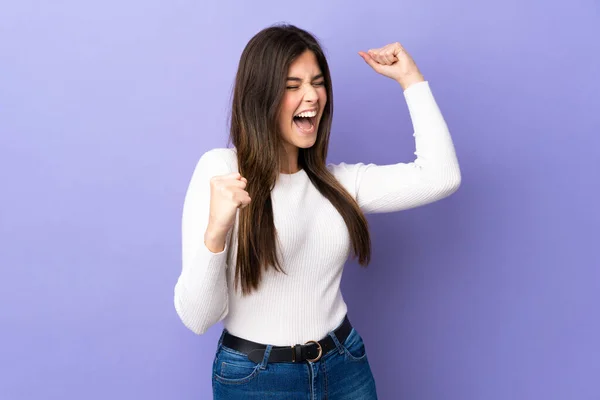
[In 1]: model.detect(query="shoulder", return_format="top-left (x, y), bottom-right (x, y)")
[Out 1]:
top-left (327, 161), bottom-right (370, 199)
top-left (195, 147), bottom-right (239, 176)
top-left (327, 161), bottom-right (370, 180)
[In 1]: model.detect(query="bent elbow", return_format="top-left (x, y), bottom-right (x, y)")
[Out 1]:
top-left (447, 173), bottom-right (462, 195)
top-left (173, 287), bottom-right (226, 335)
top-left (433, 169), bottom-right (462, 198)
top-left (173, 296), bottom-right (205, 335)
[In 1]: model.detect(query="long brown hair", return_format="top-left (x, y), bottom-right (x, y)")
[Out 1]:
top-left (227, 24), bottom-right (371, 295)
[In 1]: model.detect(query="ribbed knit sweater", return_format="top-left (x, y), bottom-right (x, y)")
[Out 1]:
top-left (173, 81), bottom-right (461, 346)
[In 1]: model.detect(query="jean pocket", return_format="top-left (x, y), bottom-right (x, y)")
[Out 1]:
top-left (213, 347), bottom-right (261, 385)
top-left (342, 328), bottom-right (368, 362)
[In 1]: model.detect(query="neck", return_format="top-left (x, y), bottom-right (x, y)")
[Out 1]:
top-left (281, 167), bottom-right (302, 174)
top-left (280, 147), bottom-right (300, 174)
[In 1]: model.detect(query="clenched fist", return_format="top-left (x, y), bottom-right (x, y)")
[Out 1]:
top-left (358, 42), bottom-right (425, 90)
top-left (206, 172), bottom-right (251, 237)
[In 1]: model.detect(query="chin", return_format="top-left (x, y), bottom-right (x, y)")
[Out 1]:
top-left (294, 134), bottom-right (318, 148)
top-left (297, 141), bottom-right (316, 149)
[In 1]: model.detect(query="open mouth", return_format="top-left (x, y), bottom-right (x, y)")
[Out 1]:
top-left (293, 111), bottom-right (318, 134)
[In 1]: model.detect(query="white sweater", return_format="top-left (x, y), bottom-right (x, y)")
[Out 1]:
top-left (174, 81), bottom-right (461, 346)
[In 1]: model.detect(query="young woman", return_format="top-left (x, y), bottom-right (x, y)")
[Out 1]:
top-left (174, 24), bottom-right (461, 399)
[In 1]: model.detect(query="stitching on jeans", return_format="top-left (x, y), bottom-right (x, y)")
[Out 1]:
top-left (221, 361), bottom-right (255, 375)
top-left (220, 345), bottom-right (249, 357)
top-left (343, 338), bottom-right (368, 362)
top-left (214, 362), bottom-right (260, 385)
top-left (305, 363), bottom-right (312, 400)
top-left (323, 359), bottom-right (328, 400)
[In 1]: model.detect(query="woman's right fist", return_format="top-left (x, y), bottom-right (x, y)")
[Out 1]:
top-left (207, 172), bottom-right (251, 234)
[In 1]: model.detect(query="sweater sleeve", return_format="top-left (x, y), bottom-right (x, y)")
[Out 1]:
top-left (327, 81), bottom-right (461, 214)
top-left (174, 149), bottom-right (233, 334)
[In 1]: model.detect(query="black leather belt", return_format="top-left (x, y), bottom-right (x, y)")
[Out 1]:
top-left (221, 315), bottom-right (352, 363)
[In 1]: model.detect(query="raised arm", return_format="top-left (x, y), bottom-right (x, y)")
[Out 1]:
top-left (327, 43), bottom-right (461, 214)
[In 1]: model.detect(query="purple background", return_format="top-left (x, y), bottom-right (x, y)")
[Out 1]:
top-left (1, 1), bottom-right (599, 399)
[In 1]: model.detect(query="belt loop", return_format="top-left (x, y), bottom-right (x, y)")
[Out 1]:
top-left (328, 330), bottom-right (345, 355)
top-left (259, 345), bottom-right (272, 370)
top-left (217, 329), bottom-right (226, 348)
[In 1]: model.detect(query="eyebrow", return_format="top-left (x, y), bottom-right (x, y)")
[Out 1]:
top-left (286, 74), bottom-right (324, 82)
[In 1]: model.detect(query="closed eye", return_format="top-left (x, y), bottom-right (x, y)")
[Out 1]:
top-left (286, 81), bottom-right (325, 90)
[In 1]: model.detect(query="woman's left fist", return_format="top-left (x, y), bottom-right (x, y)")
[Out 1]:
top-left (358, 42), bottom-right (425, 90)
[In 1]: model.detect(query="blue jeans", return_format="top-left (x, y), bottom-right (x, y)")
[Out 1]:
top-left (211, 323), bottom-right (378, 399)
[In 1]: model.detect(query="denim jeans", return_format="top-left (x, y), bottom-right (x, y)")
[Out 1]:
top-left (212, 322), bottom-right (378, 399)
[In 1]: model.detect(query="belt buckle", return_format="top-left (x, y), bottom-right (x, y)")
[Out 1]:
top-left (304, 340), bottom-right (323, 362)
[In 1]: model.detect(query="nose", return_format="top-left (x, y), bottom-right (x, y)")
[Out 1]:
top-left (302, 83), bottom-right (319, 103)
